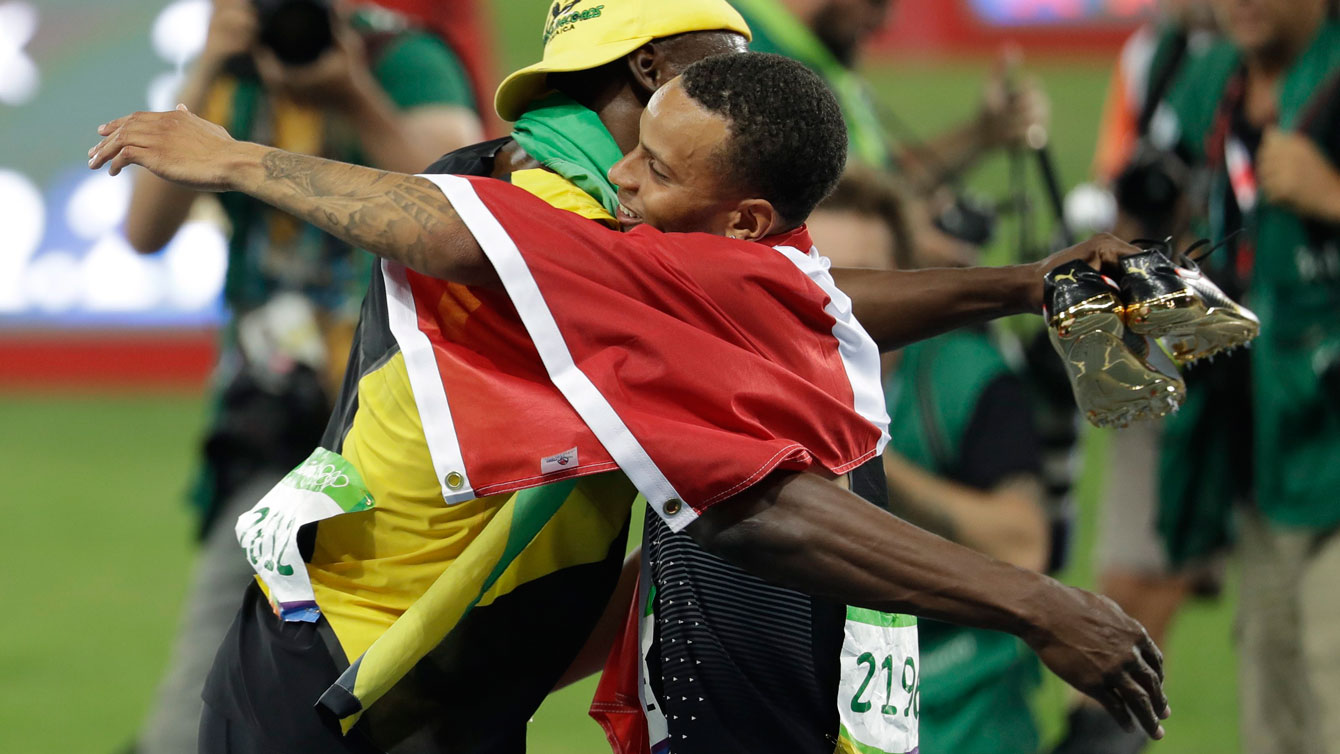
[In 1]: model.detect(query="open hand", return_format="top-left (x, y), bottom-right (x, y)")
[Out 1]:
top-left (1024, 583), bottom-right (1170, 739)
top-left (88, 105), bottom-right (255, 191)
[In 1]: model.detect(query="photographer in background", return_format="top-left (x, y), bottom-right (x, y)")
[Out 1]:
top-left (1152, 1), bottom-right (1340, 751)
top-left (125, 2), bottom-right (482, 752)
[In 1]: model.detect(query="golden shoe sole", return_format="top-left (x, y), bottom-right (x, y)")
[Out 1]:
top-left (1124, 292), bottom-right (1260, 363)
top-left (1050, 296), bottom-right (1186, 428)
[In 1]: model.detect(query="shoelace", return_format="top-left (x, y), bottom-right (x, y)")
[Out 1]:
top-left (1129, 231), bottom-right (1244, 269)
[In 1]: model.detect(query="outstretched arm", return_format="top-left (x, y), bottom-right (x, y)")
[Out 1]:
top-left (88, 107), bottom-right (497, 288)
top-left (833, 233), bottom-right (1141, 352)
top-left (688, 470), bottom-right (1170, 740)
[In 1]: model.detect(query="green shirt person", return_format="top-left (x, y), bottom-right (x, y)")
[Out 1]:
top-left (1155, 2), bottom-right (1340, 752)
top-left (125, 0), bottom-right (482, 533)
top-left (1157, 14), bottom-right (1340, 558)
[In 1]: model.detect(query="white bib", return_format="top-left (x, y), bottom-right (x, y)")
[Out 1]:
top-left (836, 607), bottom-right (920, 754)
top-left (234, 448), bottom-right (374, 622)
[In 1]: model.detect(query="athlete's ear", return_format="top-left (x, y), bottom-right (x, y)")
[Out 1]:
top-left (725, 200), bottom-right (781, 242)
top-left (627, 42), bottom-right (675, 97)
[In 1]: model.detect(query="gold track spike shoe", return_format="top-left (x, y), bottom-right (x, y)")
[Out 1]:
top-left (1045, 261), bottom-right (1186, 428)
top-left (1119, 240), bottom-right (1260, 363)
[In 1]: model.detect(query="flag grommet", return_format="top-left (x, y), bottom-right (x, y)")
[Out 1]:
top-left (663, 498), bottom-right (683, 515)
top-left (444, 472), bottom-right (464, 489)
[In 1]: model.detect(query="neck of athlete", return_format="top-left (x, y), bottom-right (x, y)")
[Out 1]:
top-left (555, 74), bottom-right (648, 156)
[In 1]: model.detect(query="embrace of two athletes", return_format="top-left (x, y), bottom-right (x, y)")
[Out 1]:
top-left (86, 2), bottom-right (1179, 753)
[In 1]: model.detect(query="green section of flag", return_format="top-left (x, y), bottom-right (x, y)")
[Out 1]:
top-left (478, 480), bottom-right (579, 591)
top-left (326, 478), bottom-right (581, 728)
top-left (512, 93), bottom-right (625, 215)
top-left (846, 606), bottom-right (917, 629)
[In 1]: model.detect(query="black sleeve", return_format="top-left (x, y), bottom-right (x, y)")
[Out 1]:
top-left (421, 136), bottom-right (513, 175)
top-left (953, 374), bottom-right (1043, 491)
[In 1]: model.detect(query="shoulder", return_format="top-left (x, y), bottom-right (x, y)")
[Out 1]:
top-left (1170, 39), bottom-right (1240, 107)
top-left (423, 138), bottom-right (515, 177)
top-left (913, 331), bottom-right (1014, 420)
top-left (510, 169), bottom-right (618, 226)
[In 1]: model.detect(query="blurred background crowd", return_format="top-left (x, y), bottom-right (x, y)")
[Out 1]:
top-left (4, 0), bottom-right (1338, 752)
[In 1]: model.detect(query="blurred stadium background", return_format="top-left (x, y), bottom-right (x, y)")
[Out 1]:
top-left (0, 1), bottom-right (1237, 752)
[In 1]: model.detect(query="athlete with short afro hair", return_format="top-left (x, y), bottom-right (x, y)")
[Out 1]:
top-left (681, 52), bottom-right (849, 225)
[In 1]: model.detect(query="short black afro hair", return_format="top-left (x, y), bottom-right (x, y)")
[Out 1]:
top-left (680, 52), bottom-right (849, 226)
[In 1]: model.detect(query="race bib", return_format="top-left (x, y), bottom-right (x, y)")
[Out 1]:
top-left (235, 448), bottom-right (374, 622)
top-left (836, 607), bottom-right (919, 754)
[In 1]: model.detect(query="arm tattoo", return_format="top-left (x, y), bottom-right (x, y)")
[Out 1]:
top-left (248, 149), bottom-right (487, 284)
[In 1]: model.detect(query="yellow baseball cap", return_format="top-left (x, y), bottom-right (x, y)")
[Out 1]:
top-left (494, 0), bottom-right (752, 122)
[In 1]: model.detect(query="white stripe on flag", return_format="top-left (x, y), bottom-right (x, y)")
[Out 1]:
top-left (419, 174), bottom-right (697, 531)
top-left (771, 245), bottom-right (891, 454)
top-left (381, 260), bottom-right (475, 504)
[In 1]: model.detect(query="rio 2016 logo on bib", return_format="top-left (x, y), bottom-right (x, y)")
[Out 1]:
top-left (235, 448), bottom-right (374, 622)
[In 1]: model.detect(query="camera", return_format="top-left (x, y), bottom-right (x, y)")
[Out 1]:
top-left (933, 192), bottom-right (997, 247)
top-left (1114, 143), bottom-right (1189, 240)
top-left (254, 0), bottom-right (334, 65)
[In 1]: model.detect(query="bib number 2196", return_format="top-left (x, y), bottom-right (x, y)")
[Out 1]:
top-left (836, 607), bottom-right (918, 754)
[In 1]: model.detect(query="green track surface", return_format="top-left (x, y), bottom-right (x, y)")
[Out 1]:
top-left (3, 55), bottom-right (1239, 754)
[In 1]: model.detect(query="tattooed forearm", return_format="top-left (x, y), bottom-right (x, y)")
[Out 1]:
top-left (239, 147), bottom-right (494, 286)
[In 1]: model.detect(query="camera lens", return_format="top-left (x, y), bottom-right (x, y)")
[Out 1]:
top-left (256, 0), bottom-right (333, 66)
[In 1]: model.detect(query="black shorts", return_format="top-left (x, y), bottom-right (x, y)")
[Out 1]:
top-left (201, 533), bottom-right (624, 754)
top-left (201, 582), bottom-right (382, 753)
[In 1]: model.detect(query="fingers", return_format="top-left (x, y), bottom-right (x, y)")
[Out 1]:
top-left (96, 113), bottom-right (135, 137)
top-left (1094, 687), bottom-right (1135, 734)
top-left (107, 145), bottom-right (141, 177)
top-left (89, 122), bottom-right (138, 169)
top-left (1079, 233), bottom-right (1139, 274)
top-left (88, 111), bottom-right (167, 170)
top-left (1114, 660), bottom-right (1166, 739)
top-left (89, 128), bottom-right (126, 169)
top-left (1140, 634), bottom-right (1166, 683)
